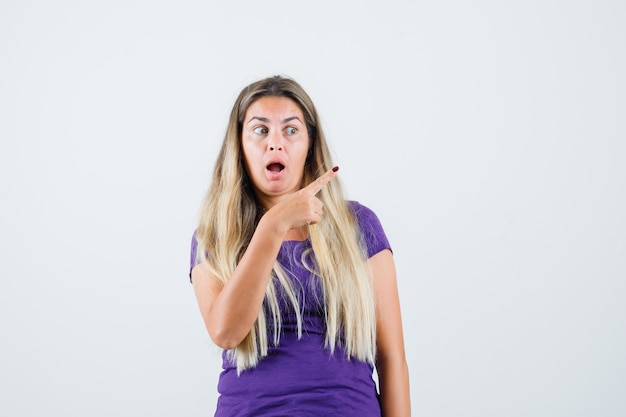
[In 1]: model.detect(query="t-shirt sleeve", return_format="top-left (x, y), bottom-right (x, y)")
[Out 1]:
top-left (349, 201), bottom-right (392, 258)
top-left (189, 230), bottom-right (200, 282)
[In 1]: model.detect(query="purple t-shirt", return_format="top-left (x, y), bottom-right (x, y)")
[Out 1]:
top-left (190, 201), bottom-right (391, 417)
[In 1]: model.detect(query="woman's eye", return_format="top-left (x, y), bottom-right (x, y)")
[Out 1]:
top-left (285, 127), bottom-right (297, 135)
top-left (253, 127), bottom-right (268, 135)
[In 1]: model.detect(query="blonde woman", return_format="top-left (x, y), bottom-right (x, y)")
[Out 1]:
top-left (190, 75), bottom-right (410, 416)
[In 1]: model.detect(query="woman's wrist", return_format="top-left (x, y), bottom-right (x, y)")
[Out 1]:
top-left (258, 208), bottom-right (290, 241)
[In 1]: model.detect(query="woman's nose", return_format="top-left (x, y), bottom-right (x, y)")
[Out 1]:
top-left (267, 132), bottom-right (283, 151)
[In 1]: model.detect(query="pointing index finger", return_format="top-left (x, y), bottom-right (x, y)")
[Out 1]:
top-left (306, 166), bottom-right (339, 195)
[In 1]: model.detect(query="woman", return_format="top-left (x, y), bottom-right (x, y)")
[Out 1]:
top-left (190, 75), bottom-right (410, 416)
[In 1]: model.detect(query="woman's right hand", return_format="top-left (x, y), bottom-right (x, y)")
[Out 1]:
top-left (264, 167), bottom-right (338, 235)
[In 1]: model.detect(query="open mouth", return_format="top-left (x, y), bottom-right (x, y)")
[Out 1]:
top-left (266, 163), bottom-right (285, 173)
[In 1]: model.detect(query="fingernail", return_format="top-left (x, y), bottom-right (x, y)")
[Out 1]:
top-left (332, 166), bottom-right (339, 172)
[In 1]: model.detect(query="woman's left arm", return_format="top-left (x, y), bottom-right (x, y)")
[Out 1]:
top-left (370, 249), bottom-right (411, 417)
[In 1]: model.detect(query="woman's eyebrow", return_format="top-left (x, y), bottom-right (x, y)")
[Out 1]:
top-left (283, 116), bottom-right (303, 124)
top-left (247, 116), bottom-right (269, 124)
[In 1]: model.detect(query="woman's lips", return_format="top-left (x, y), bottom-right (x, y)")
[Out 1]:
top-left (265, 162), bottom-right (285, 180)
top-left (266, 162), bottom-right (284, 173)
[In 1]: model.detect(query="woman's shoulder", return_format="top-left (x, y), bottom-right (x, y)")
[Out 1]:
top-left (346, 200), bottom-right (392, 257)
top-left (347, 200), bottom-right (377, 217)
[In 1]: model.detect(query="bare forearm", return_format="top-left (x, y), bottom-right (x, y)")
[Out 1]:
top-left (378, 358), bottom-right (411, 417)
top-left (206, 214), bottom-right (286, 348)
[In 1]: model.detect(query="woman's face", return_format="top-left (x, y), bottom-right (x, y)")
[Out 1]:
top-left (241, 96), bottom-right (310, 207)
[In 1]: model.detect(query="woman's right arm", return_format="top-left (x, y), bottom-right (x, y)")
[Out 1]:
top-left (191, 168), bottom-right (338, 349)
top-left (192, 214), bottom-right (287, 349)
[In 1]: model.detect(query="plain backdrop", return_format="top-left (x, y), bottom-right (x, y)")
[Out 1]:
top-left (1, 1), bottom-right (624, 416)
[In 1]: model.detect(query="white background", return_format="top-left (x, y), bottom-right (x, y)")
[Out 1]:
top-left (1, 1), bottom-right (625, 416)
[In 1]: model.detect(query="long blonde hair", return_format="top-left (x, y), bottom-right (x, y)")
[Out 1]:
top-left (196, 76), bottom-right (376, 373)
